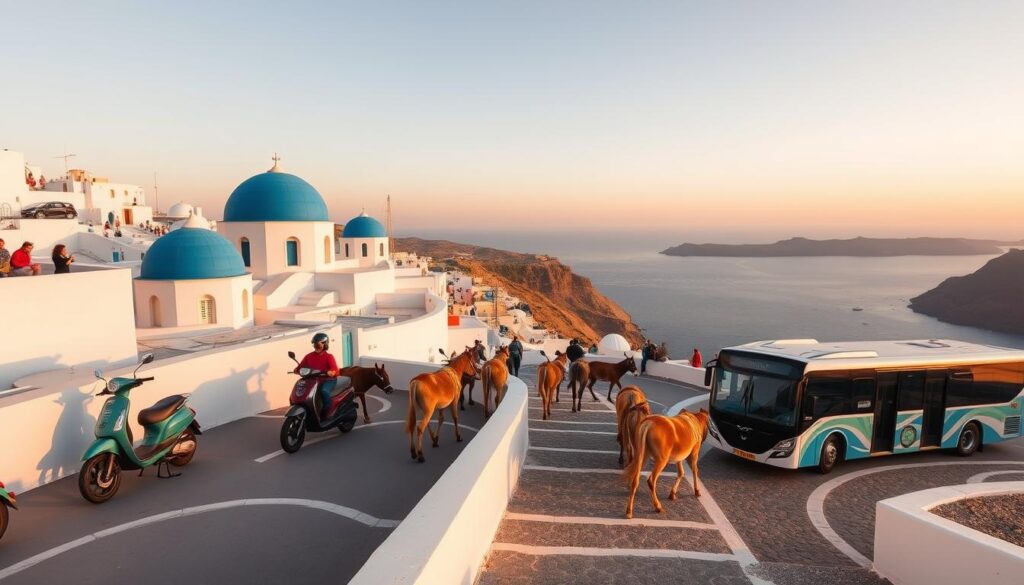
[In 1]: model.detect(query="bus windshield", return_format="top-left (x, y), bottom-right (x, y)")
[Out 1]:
top-left (711, 353), bottom-right (802, 427)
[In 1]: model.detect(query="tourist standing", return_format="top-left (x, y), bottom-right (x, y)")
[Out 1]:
top-left (640, 339), bottom-right (655, 375)
top-left (51, 244), bottom-right (74, 274)
top-left (690, 348), bottom-right (703, 368)
top-left (566, 338), bottom-right (585, 363)
top-left (507, 336), bottom-right (523, 377)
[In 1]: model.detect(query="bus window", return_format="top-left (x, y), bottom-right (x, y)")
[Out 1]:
top-left (898, 372), bottom-right (925, 411)
top-left (805, 378), bottom-right (850, 419)
top-left (970, 364), bottom-right (1024, 405)
top-left (852, 378), bottom-right (874, 411)
top-left (946, 370), bottom-right (973, 407)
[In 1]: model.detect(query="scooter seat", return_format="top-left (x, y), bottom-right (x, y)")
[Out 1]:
top-left (138, 395), bottom-right (186, 426)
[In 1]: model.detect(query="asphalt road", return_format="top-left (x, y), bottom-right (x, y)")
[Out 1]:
top-left (0, 390), bottom-right (488, 585)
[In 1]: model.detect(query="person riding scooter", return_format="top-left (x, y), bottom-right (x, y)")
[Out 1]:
top-left (295, 332), bottom-right (340, 417)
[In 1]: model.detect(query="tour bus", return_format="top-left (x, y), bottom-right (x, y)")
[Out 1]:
top-left (703, 339), bottom-right (1024, 473)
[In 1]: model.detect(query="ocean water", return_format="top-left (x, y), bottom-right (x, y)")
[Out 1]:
top-left (406, 229), bottom-right (1024, 354)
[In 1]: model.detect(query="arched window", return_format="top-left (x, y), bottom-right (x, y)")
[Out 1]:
top-left (149, 295), bottom-right (162, 328)
top-left (361, 243), bottom-right (368, 257)
top-left (241, 289), bottom-right (250, 319)
top-left (286, 237), bottom-right (300, 266)
top-left (324, 236), bottom-right (332, 263)
top-left (239, 237), bottom-right (251, 267)
top-left (379, 242), bottom-right (384, 256)
top-left (345, 243), bottom-right (349, 257)
top-left (199, 295), bottom-right (217, 324)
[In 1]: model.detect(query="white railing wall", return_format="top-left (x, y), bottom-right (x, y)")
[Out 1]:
top-left (348, 375), bottom-right (529, 585)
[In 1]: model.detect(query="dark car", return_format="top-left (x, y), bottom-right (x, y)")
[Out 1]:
top-left (21, 201), bottom-right (78, 219)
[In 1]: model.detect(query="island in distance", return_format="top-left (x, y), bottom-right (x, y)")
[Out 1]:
top-left (910, 248), bottom-right (1024, 335)
top-left (661, 236), bottom-right (1023, 257)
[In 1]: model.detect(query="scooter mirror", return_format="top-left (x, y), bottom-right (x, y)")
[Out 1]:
top-left (94, 368), bottom-right (104, 379)
top-left (141, 353), bottom-right (154, 364)
top-left (288, 351), bottom-right (297, 361)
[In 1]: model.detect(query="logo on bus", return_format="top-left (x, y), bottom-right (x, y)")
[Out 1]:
top-left (899, 425), bottom-right (917, 448)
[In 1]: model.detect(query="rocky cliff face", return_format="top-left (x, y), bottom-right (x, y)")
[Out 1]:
top-left (395, 237), bottom-right (644, 347)
top-left (910, 249), bottom-right (1024, 334)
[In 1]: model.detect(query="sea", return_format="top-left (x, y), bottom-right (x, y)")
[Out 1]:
top-left (405, 229), bottom-right (1024, 355)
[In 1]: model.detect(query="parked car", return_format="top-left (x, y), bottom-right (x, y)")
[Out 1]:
top-left (21, 201), bottom-right (78, 219)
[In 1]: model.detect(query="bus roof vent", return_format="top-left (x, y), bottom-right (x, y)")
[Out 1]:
top-left (762, 339), bottom-right (819, 348)
top-left (807, 350), bottom-right (879, 360)
top-left (902, 340), bottom-right (951, 349)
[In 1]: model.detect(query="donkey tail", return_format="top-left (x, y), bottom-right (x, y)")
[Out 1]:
top-left (405, 379), bottom-right (418, 435)
top-left (536, 362), bottom-right (547, 395)
top-left (624, 418), bottom-right (650, 482)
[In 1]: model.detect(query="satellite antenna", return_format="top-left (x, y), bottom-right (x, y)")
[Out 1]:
top-left (385, 194), bottom-right (394, 255)
top-left (53, 147), bottom-right (76, 176)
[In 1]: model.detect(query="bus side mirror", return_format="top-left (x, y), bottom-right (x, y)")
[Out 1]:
top-left (704, 366), bottom-right (714, 387)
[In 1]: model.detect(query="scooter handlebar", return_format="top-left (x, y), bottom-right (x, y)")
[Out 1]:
top-left (137, 376), bottom-right (155, 382)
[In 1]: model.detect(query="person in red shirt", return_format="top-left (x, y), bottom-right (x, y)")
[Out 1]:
top-left (691, 348), bottom-right (703, 369)
top-left (10, 241), bottom-right (40, 276)
top-left (296, 332), bottom-right (340, 417)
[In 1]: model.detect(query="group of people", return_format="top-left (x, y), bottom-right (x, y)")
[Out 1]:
top-left (0, 239), bottom-right (75, 277)
top-left (639, 339), bottom-right (702, 375)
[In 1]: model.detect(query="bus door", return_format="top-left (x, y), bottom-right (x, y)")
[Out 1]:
top-left (871, 373), bottom-right (898, 452)
top-left (920, 370), bottom-right (947, 448)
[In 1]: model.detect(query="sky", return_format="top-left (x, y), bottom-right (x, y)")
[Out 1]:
top-left (3, 1), bottom-right (1023, 241)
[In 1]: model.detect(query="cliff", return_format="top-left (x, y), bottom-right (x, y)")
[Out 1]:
top-left (661, 237), bottom-right (1012, 257)
top-left (909, 249), bottom-right (1024, 334)
top-left (395, 237), bottom-right (645, 347)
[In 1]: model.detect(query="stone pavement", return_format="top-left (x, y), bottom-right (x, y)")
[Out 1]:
top-left (477, 366), bottom-right (896, 585)
top-left (477, 366), bottom-right (1024, 584)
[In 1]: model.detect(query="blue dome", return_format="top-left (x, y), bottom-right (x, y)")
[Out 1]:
top-left (140, 228), bottom-right (247, 280)
top-left (343, 213), bottom-right (387, 238)
top-left (223, 171), bottom-right (329, 222)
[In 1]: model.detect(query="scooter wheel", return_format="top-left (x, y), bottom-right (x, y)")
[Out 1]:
top-left (79, 453), bottom-right (121, 504)
top-left (0, 502), bottom-right (9, 541)
top-left (338, 416), bottom-right (357, 433)
top-left (280, 416), bottom-right (306, 453)
top-left (168, 430), bottom-right (197, 467)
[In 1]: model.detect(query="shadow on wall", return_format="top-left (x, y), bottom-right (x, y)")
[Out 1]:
top-left (188, 363), bottom-right (271, 426)
top-left (2, 354), bottom-right (67, 389)
top-left (35, 384), bottom-right (100, 486)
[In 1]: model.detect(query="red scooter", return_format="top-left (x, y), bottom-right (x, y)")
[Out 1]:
top-left (279, 351), bottom-right (358, 453)
top-left (0, 480), bottom-right (15, 542)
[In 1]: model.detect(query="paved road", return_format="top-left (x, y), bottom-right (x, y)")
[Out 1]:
top-left (479, 366), bottom-right (1024, 585)
top-left (0, 390), bottom-right (488, 585)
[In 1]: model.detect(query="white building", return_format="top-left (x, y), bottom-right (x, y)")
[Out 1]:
top-left (133, 214), bottom-right (254, 329)
top-left (43, 168), bottom-right (152, 227)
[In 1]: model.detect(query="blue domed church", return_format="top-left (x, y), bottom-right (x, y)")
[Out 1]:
top-left (134, 214), bottom-right (255, 329)
top-left (215, 159), bottom-right (396, 326)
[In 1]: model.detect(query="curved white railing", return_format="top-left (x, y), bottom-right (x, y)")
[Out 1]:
top-left (348, 375), bottom-right (529, 585)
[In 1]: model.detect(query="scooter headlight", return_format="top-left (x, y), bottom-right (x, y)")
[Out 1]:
top-left (298, 367), bottom-right (312, 377)
top-left (113, 410), bottom-right (127, 432)
top-left (107, 379), bottom-right (119, 392)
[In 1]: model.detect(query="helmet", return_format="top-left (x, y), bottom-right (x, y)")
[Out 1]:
top-left (311, 332), bottom-right (330, 350)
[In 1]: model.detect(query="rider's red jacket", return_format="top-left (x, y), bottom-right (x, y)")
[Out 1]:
top-left (296, 351), bottom-right (338, 375)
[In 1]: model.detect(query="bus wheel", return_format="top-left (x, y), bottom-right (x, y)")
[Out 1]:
top-left (955, 422), bottom-right (980, 457)
top-left (818, 435), bottom-right (842, 474)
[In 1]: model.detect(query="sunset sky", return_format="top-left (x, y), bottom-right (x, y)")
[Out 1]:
top-left (4, 1), bottom-right (1023, 240)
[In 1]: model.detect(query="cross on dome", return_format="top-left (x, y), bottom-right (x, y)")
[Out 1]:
top-left (268, 153), bottom-right (282, 173)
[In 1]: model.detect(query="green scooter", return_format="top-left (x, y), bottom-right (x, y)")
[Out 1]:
top-left (0, 481), bottom-right (16, 542)
top-left (79, 353), bottom-right (202, 504)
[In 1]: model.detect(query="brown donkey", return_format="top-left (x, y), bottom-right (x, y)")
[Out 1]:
top-left (405, 347), bottom-right (479, 462)
top-left (568, 359), bottom-right (596, 412)
top-left (480, 345), bottom-right (511, 418)
top-left (624, 409), bottom-right (709, 519)
top-left (535, 350), bottom-right (568, 420)
top-left (339, 363), bottom-right (395, 423)
top-left (614, 385), bottom-right (651, 466)
top-left (587, 354), bottom-right (638, 401)
top-left (458, 340), bottom-right (487, 410)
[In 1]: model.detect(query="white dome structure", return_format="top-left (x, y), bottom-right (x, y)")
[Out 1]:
top-left (598, 333), bottom-right (632, 355)
top-left (170, 213), bottom-right (211, 231)
top-left (167, 202), bottom-right (194, 219)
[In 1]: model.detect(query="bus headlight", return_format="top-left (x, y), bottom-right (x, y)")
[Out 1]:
top-left (769, 438), bottom-right (795, 458)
